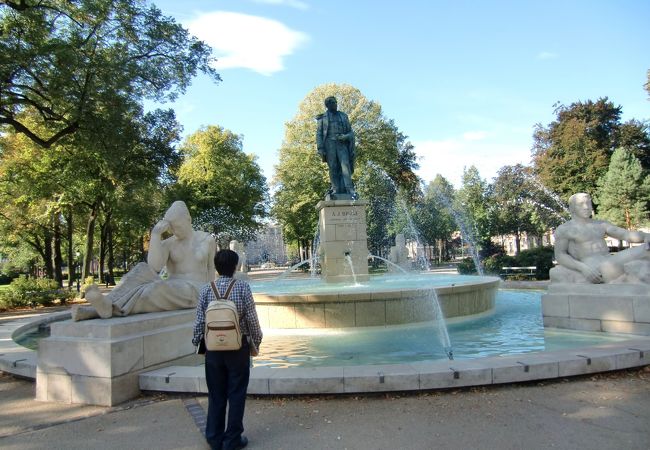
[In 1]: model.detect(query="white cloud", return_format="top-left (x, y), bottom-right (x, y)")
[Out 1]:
top-left (537, 51), bottom-right (558, 60)
top-left (251, 0), bottom-right (309, 10)
top-left (462, 131), bottom-right (488, 141)
top-left (187, 12), bottom-right (308, 76)
top-left (413, 134), bottom-right (531, 188)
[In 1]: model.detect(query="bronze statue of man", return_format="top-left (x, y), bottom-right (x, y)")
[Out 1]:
top-left (316, 96), bottom-right (356, 199)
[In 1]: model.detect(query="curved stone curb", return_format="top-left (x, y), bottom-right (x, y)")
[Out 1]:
top-left (0, 310), bottom-right (70, 379)
top-left (139, 338), bottom-right (650, 394)
top-left (3, 311), bottom-right (649, 396)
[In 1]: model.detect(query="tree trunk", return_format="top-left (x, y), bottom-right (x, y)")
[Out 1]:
top-left (53, 213), bottom-right (64, 287)
top-left (99, 222), bottom-right (107, 284)
top-left (140, 234), bottom-right (147, 263)
top-left (82, 202), bottom-right (98, 281)
top-left (107, 222), bottom-right (116, 285)
top-left (99, 211), bottom-right (113, 285)
top-left (43, 226), bottom-right (54, 279)
top-left (66, 206), bottom-right (75, 289)
top-left (514, 229), bottom-right (521, 255)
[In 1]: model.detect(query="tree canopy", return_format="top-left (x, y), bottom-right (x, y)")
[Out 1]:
top-left (0, 0), bottom-right (219, 148)
top-left (595, 148), bottom-right (650, 229)
top-left (532, 98), bottom-right (649, 202)
top-left (172, 125), bottom-right (269, 247)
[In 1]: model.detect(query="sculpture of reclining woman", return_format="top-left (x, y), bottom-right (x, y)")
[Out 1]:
top-left (72, 201), bottom-right (216, 321)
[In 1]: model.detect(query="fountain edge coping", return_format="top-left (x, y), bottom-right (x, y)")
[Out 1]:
top-left (139, 338), bottom-right (650, 394)
top-left (2, 310), bottom-right (649, 396)
top-left (253, 277), bottom-right (501, 303)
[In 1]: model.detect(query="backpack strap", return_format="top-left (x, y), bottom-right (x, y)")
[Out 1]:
top-left (209, 279), bottom-right (237, 300)
top-left (223, 279), bottom-right (237, 299)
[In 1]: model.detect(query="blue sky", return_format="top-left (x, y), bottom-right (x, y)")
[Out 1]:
top-left (151, 0), bottom-right (650, 188)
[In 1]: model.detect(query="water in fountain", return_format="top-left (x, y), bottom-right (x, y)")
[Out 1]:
top-left (395, 193), bottom-right (431, 271)
top-left (277, 257), bottom-right (318, 280)
top-left (357, 162), bottom-right (455, 354)
top-left (429, 183), bottom-right (484, 276)
top-left (344, 253), bottom-right (360, 285)
top-left (367, 254), bottom-right (409, 274)
top-left (311, 227), bottom-right (321, 278)
top-left (427, 289), bottom-right (453, 360)
top-left (365, 161), bottom-right (430, 271)
top-left (522, 173), bottom-right (569, 214)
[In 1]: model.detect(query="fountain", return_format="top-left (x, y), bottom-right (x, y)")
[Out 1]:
top-left (5, 192), bottom-right (650, 403)
top-left (4, 97), bottom-right (649, 406)
top-left (253, 178), bottom-right (499, 332)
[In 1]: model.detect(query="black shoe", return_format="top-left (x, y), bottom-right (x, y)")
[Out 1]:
top-left (231, 436), bottom-right (248, 450)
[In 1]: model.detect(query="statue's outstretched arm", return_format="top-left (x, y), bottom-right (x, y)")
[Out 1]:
top-left (604, 222), bottom-right (649, 244)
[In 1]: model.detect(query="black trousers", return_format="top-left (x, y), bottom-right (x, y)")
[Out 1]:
top-left (204, 339), bottom-right (250, 450)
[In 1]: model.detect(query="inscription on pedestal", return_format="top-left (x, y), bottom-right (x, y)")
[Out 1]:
top-left (316, 200), bottom-right (369, 283)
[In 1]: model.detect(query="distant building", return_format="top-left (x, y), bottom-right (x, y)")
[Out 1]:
top-left (494, 231), bottom-right (553, 256)
top-left (245, 224), bottom-right (288, 265)
top-left (494, 226), bottom-right (649, 256)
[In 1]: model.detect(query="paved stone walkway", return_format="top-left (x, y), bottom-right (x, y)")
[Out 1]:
top-left (1, 367), bottom-right (649, 449)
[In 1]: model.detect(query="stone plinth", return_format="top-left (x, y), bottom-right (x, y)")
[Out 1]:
top-left (36, 310), bottom-right (195, 406)
top-left (317, 199), bottom-right (369, 283)
top-left (542, 283), bottom-right (650, 335)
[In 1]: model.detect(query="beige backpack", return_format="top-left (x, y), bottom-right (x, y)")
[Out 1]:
top-left (204, 279), bottom-right (242, 351)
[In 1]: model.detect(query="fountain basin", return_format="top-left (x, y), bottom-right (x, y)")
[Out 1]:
top-left (6, 289), bottom-right (650, 403)
top-left (251, 274), bottom-right (500, 329)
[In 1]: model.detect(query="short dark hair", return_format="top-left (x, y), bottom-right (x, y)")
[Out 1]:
top-left (214, 249), bottom-right (239, 277)
top-left (324, 96), bottom-right (337, 106)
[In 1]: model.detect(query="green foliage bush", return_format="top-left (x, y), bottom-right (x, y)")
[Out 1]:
top-left (483, 254), bottom-right (516, 275)
top-left (513, 246), bottom-right (555, 280)
top-left (457, 257), bottom-right (477, 275)
top-left (0, 276), bottom-right (75, 310)
top-left (459, 246), bottom-right (555, 280)
top-left (483, 246), bottom-right (555, 280)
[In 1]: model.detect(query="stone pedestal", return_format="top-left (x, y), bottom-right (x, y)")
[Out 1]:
top-left (36, 310), bottom-right (195, 406)
top-left (542, 283), bottom-right (650, 335)
top-left (317, 199), bottom-right (369, 283)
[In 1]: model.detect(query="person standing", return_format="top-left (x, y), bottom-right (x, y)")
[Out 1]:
top-left (193, 249), bottom-right (263, 450)
top-left (316, 96), bottom-right (356, 199)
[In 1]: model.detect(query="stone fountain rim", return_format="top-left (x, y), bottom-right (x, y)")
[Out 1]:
top-left (3, 303), bottom-right (649, 399)
top-left (251, 275), bottom-right (502, 303)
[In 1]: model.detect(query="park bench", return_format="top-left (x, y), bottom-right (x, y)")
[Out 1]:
top-left (501, 266), bottom-right (537, 279)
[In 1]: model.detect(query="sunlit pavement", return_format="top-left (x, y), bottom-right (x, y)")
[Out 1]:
top-left (1, 367), bottom-right (649, 450)
top-left (1, 274), bottom-right (648, 449)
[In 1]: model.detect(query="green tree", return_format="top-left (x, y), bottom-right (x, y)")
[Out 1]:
top-left (491, 165), bottom-right (550, 254)
top-left (172, 125), bottom-right (269, 247)
top-left (532, 98), bottom-right (650, 202)
top-left (355, 161), bottom-right (397, 258)
top-left (0, 0), bottom-right (219, 148)
top-left (69, 99), bottom-right (182, 281)
top-left (0, 124), bottom-right (67, 283)
top-left (272, 83), bottom-right (418, 254)
top-left (455, 166), bottom-right (492, 255)
top-left (0, 97), bottom-right (182, 284)
top-left (595, 148), bottom-right (650, 229)
top-left (618, 119), bottom-right (650, 170)
top-left (415, 176), bottom-right (456, 263)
